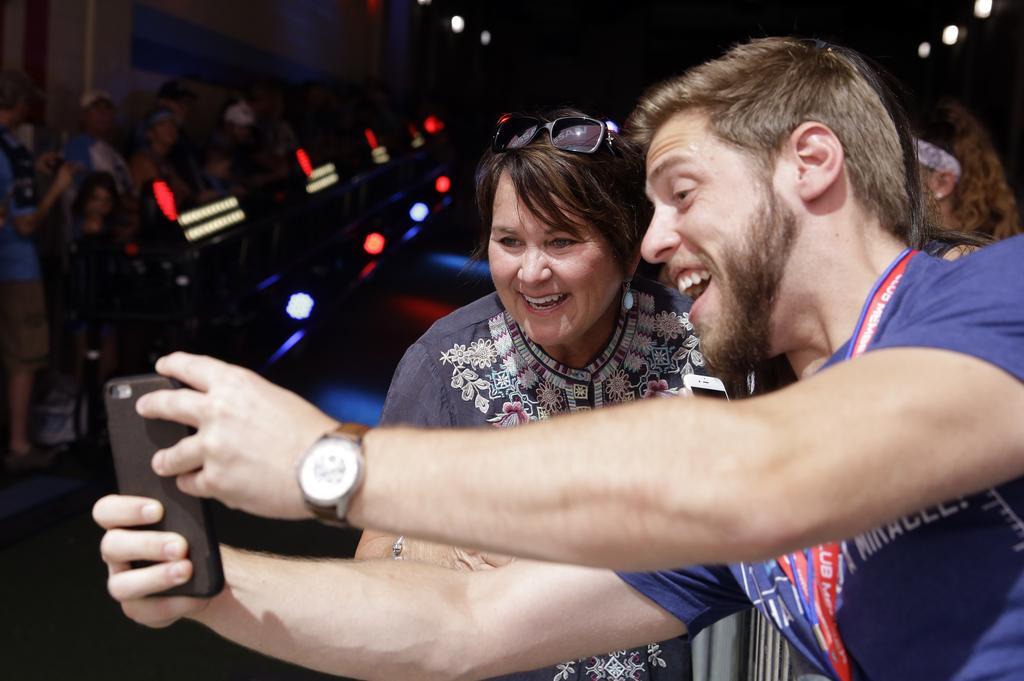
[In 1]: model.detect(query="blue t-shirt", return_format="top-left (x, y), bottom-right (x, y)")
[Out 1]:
top-left (620, 235), bottom-right (1024, 681)
top-left (0, 124), bottom-right (40, 281)
top-left (63, 133), bottom-right (133, 197)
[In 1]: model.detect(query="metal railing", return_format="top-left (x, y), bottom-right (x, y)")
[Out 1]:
top-left (691, 609), bottom-right (828, 681)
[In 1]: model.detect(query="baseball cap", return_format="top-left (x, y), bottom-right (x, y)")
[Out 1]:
top-left (0, 71), bottom-right (43, 109)
top-left (80, 89), bottom-right (114, 109)
top-left (144, 107), bottom-right (178, 129)
top-left (223, 101), bottom-right (255, 127)
top-left (157, 80), bottom-right (197, 101)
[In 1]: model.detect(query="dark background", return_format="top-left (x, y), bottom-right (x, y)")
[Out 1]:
top-left (411, 0), bottom-right (1024, 185)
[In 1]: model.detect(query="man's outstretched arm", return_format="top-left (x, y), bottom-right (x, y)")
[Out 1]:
top-left (144, 348), bottom-right (1024, 570)
top-left (95, 495), bottom-right (683, 680)
top-left (353, 348), bottom-right (1024, 568)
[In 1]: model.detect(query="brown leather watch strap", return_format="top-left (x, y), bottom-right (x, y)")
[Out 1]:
top-left (332, 422), bottom-right (369, 440)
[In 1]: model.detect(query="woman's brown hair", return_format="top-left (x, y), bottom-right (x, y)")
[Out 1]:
top-left (920, 99), bottom-right (1021, 241)
top-left (474, 108), bottom-right (649, 273)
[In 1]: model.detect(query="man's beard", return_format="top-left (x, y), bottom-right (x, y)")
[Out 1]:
top-left (698, 190), bottom-right (798, 381)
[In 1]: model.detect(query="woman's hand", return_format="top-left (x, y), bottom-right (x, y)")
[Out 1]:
top-left (92, 494), bottom-right (212, 628)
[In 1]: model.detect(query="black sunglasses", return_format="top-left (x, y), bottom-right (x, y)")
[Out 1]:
top-left (491, 115), bottom-right (615, 154)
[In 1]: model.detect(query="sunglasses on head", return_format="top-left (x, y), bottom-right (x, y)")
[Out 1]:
top-left (491, 115), bottom-right (615, 154)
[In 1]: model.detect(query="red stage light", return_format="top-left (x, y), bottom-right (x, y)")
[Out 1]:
top-left (423, 115), bottom-right (445, 134)
top-left (295, 148), bottom-right (313, 177)
top-left (435, 175), bottom-right (451, 193)
top-left (152, 179), bottom-right (178, 221)
top-left (358, 260), bottom-right (379, 281)
top-left (124, 242), bottom-right (139, 257)
top-left (363, 232), bottom-right (386, 255)
top-left (364, 128), bottom-right (380, 149)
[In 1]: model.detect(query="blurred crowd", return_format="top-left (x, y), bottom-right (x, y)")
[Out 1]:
top-left (0, 70), bottom-right (436, 472)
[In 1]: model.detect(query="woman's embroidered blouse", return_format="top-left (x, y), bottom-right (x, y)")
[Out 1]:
top-left (378, 277), bottom-right (708, 681)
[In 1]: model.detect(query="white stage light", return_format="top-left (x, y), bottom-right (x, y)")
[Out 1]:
top-left (942, 25), bottom-right (959, 45)
top-left (481, 30), bottom-right (491, 46)
top-left (918, 42), bottom-right (931, 59)
top-left (975, 0), bottom-right (992, 19)
top-left (451, 16), bottom-right (465, 34)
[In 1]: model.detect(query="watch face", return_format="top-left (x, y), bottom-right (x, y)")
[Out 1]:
top-left (299, 438), bottom-right (360, 505)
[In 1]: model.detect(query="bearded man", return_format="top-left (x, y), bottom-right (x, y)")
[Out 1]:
top-left (94, 38), bottom-right (1024, 681)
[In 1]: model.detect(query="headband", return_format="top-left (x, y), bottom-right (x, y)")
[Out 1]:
top-left (916, 139), bottom-right (961, 182)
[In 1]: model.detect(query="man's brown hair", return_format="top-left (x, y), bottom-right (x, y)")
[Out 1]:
top-left (475, 108), bottom-right (649, 272)
top-left (628, 37), bottom-right (926, 246)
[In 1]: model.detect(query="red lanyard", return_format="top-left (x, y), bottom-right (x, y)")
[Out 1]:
top-left (776, 248), bottom-right (919, 681)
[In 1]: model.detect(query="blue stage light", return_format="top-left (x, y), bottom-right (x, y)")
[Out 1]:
top-left (606, 120), bottom-right (620, 133)
top-left (286, 292), bottom-right (315, 320)
top-left (409, 202), bottom-right (430, 222)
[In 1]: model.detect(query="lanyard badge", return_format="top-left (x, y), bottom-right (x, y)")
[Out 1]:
top-left (776, 248), bottom-right (918, 681)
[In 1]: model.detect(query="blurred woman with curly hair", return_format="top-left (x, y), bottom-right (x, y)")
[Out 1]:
top-left (917, 99), bottom-right (1022, 241)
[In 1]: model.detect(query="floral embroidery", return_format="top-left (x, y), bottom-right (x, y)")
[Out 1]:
top-left (653, 311), bottom-right (687, 340)
top-left (448, 367), bottom-right (490, 413)
top-left (537, 380), bottom-right (565, 413)
top-left (553, 661), bottom-right (576, 680)
top-left (487, 401), bottom-right (529, 428)
top-left (605, 369), bottom-right (632, 402)
top-left (441, 286), bottom-right (707, 434)
top-left (466, 338), bottom-right (497, 368)
top-left (441, 344), bottom-right (495, 414)
top-left (647, 643), bottom-right (667, 668)
top-left (583, 649), bottom-right (646, 680)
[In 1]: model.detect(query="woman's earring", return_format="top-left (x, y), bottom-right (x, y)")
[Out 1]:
top-left (622, 279), bottom-right (634, 311)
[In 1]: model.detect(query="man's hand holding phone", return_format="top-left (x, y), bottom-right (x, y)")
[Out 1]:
top-left (93, 495), bottom-right (212, 628)
top-left (137, 352), bottom-right (340, 520)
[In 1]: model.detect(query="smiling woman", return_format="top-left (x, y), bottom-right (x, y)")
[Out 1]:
top-left (355, 109), bottom-right (716, 679)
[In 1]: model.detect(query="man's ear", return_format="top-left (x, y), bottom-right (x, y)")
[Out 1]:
top-left (786, 122), bottom-right (845, 203)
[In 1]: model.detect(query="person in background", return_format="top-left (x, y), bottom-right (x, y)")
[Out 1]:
top-left (154, 79), bottom-right (204, 195)
top-left (210, 100), bottom-right (288, 191)
top-left (69, 172), bottom-right (126, 243)
top-left (0, 71), bottom-right (77, 471)
top-left (67, 171), bottom-right (123, 384)
top-left (248, 79), bottom-right (298, 159)
top-left (129, 108), bottom-right (193, 206)
top-left (916, 99), bottom-right (1021, 241)
top-left (63, 90), bottom-right (134, 199)
top-left (200, 144), bottom-right (244, 199)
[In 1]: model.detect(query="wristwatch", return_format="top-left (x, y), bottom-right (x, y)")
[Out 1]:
top-left (297, 426), bottom-right (365, 526)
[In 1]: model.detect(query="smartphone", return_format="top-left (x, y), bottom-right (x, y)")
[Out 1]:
top-left (683, 373), bottom-right (730, 400)
top-left (104, 374), bottom-right (224, 597)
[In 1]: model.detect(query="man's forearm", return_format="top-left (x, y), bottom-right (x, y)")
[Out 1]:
top-left (348, 349), bottom-right (1024, 570)
top-left (194, 548), bottom-right (682, 681)
top-left (352, 397), bottom-right (772, 570)
top-left (13, 182), bottom-right (63, 236)
top-left (196, 547), bottom-right (484, 681)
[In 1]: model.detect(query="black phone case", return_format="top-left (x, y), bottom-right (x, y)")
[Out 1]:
top-left (104, 374), bottom-right (224, 597)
